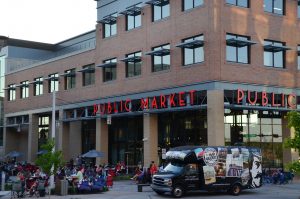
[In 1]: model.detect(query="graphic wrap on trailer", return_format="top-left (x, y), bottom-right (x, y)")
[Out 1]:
top-left (165, 146), bottom-right (262, 188)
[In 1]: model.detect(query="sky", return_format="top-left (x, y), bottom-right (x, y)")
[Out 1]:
top-left (0, 0), bottom-right (97, 44)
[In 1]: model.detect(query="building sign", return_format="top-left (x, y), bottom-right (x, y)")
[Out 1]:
top-left (235, 89), bottom-right (297, 109)
top-left (93, 90), bottom-right (206, 115)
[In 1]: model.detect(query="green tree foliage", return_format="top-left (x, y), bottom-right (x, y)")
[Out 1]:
top-left (285, 111), bottom-right (300, 174)
top-left (35, 139), bottom-right (64, 176)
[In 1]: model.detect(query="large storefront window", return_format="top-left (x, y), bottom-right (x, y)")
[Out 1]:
top-left (108, 116), bottom-right (143, 167)
top-left (82, 120), bottom-right (96, 154)
top-left (224, 109), bottom-right (283, 168)
top-left (38, 116), bottom-right (49, 150)
top-left (158, 110), bottom-right (207, 163)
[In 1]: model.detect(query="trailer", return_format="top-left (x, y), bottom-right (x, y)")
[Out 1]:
top-left (151, 146), bottom-right (262, 197)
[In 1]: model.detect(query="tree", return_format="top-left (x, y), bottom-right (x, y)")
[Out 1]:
top-left (35, 139), bottom-right (64, 177)
top-left (284, 111), bottom-right (300, 174)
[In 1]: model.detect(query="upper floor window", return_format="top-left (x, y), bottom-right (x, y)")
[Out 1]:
top-left (226, 33), bottom-right (256, 64)
top-left (146, 44), bottom-right (170, 72)
top-left (263, 0), bottom-right (284, 15)
top-left (263, 40), bottom-right (290, 68)
top-left (33, 77), bottom-right (43, 96)
top-left (122, 52), bottom-right (142, 78)
top-left (80, 64), bottom-right (95, 86)
top-left (48, 73), bottom-right (59, 93)
top-left (183, 0), bottom-right (203, 11)
top-left (177, 35), bottom-right (204, 65)
top-left (7, 84), bottom-right (16, 101)
top-left (102, 58), bottom-right (117, 82)
top-left (101, 13), bottom-right (117, 38)
top-left (20, 81), bottom-right (29, 99)
top-left (120, 4), bottom-right (142, 31)
top-left (64, 69), bottom-right (76, 90)
top-left (147, 0), bottom-right (170, 21)
top-left (297, 46), bottom-right (300, 70)
top-left (226, 0), bottom-right (248, 7)
top-left (298, 3), bottom-right (300, 18)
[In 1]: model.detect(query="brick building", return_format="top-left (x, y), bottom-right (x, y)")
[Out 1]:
top-left (2, 0), bottom-right (300, 168)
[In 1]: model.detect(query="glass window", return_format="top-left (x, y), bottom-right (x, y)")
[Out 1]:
top-left (183, 35), bottom-right (204, 65)
top-left (103, 13), bottom-right (117, 38)
top-left (64, 69), bottom-right (76, 90)
top-left (263, 0), bottom-right (284, 15)
top-left (34, 77), bottom-right (43, 96)
top-left (20, 81), bottom-right (29, 99)
top-left (48, 73), bottom-right (59, 93)
top-left (226, 33), bottom-right (250, 64)
top-left (226, 0), bottom-right (248, 7)
top-left (126, 6), bottom-right (142, 30)
top-left (8, 84), bottom-right (16, 101)
top-left (183, 0), bottom-right (203, 11)
top-left (298, 46), bottom-right (300, 70)
top-left (82, 64), bottom-right (95, 86)
top-left (126, 52), bottom-right (142, 77)
top-left (153, 0), bottom-right (170, 21)
top-left (38, 116), bottom-right (49, 150)
top-left (264, 40), bottom-right (284, 68)
top-left (103, 58), bottom-right (117, 82)
top-left (298, 4), bottom-right (300, 18)
top-left (152, 44), bottom-right (170, 72)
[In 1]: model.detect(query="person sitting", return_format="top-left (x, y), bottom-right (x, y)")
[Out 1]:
top-left (130, 167), bottom-right (142, 181)
top-left (72, 167), bottom-right (84, 187)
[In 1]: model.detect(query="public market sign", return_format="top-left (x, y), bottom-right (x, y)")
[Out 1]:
top-left (236, 89), bottom-right (297, 109)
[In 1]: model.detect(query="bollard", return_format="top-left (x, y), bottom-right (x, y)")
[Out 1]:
top-left (1, 171), bottom-right (5, 191)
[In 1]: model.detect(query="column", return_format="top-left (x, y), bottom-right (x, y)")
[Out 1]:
top-left (57, 109), bottom-right (70, 161)
top-left (207, 90), bottom-right (225, 146)
top-left (143, 113), bottom-right (158, 168)
top-left (69, 121), bottom-right (82, 159)
top-left (27, 114), bottom-right (39, 163)
top-left (96, 118), bottom-right (108, 165)
top-left (282, 114), bottom-right (299, 165)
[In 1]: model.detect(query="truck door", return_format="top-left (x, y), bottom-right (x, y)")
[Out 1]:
top-left (184, 163), bottom-right (200, 190)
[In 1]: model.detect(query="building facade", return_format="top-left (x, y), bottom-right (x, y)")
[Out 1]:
top-left (2, 0), bottom-right (300, 168)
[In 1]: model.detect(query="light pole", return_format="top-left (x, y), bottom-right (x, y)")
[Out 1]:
top-left (50, 90), bottom-right (56, 189)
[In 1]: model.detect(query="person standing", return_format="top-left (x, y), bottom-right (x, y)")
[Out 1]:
top-left (149, 161), bottom-right (158, 177)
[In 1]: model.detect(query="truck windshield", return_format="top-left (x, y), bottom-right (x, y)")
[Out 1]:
top-left (163, 162), bottom-right (185, 174)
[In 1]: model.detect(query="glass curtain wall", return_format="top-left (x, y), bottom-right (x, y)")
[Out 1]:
top-left (224, 109), bottom-right (283, 168)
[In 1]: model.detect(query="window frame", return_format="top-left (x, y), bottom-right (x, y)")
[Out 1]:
top-left (125, 6), bottom-right (142, 31)
top-left (152, 0), bottom-right (170, 21)
top-left (182, 35), bottom-right (204, 66)
top-left (82, 64), bottom-right (95, 87)
top-left (34, 77), bottom-right (43, 96)
top-left (8, 84), bottom-right (16, 101)
top-left (152, 44), bottom-right (171, 72)
top-left (263, 0), bottom-right (285, 15)
top-left (182, 0), bottom-right (204, 11)
top-left (102, 13), bottom-right (117, 38)
top-left (64, 69), bottom-right (76, 90)
top-left (48, 73), bottom-right (59, 93)
top-left (263, 40), bottom-right (286, 68)
top-left (226, 33), bottom-right (251, 64)
top-left (126, 51), bottom-right (142, 78)
top-left (226, 0), bottom-right (249, 8)
top-left (20, 81), bottom-right (29, 99)
top-left (103, 58), bottom-right (117, 82)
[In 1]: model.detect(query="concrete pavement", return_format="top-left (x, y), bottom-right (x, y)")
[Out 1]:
top-left (1, 180), bottom-right (300, 199)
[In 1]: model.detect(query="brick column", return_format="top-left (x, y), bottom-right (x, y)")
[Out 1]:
top-left (143, 113), bottom-right (158, 168)
top-left (69, 121), bottom-right (82, 159)
top-left (28, 114), bottom-right (39, 163)
top-left (96, 118), bottom-right (108, 165)
top-left (207, 90), bottom-right (225, 146)
top-left (57, 110), bottom-right (70, 161)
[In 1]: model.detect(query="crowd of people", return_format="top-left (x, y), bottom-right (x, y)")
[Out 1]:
top-left (130, 161), bottom-right (158, 184)
top-left (262, 169), bottom-right (294, 185)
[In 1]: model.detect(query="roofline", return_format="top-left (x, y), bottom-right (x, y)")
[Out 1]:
top-left (54, 29), bottom-right (96, 45)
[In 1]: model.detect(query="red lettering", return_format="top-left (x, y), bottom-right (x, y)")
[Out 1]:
top-left (247, 91), bottom-right (257, 105)
top-left (141, 98), bottom-right (149, 109)
top-left (272, 93), bottom-right (280, 107)
top-left (189, 90), bottom-right (196, 105)
top-left (107, 103), bottom-right (112, 114)
top-left (93, 104), bottom-right (99, 115)
top-left (288, 94), bottom-right (296, 109)
top-left (169, 93), bottom-right (176, 107)
top-left (151, 97), bottom-right (158, 109)
top-left (120, 100), bottom-right (123, 112)
top-left (179, 92), bottom-right (185, 107)
top-left (281, 93), bottom-right (285, 107)
top-left (237, 89), bottom-right (244, 104)
top-left (125, 99), bottom-right (131, 112)
top-left (262, 92), bottom-right (268, 106)
top-left (100, 104), bottom-right (106, 115)
top-left (114, 102), bottom-right (118, 113)
top-left (160, 95), bottom-right (167, 108)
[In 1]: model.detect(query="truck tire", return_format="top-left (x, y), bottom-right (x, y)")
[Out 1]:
top-left (230, 184), bottom-right (241, 196)
top-left (172, 185), bottom-right (184, 198)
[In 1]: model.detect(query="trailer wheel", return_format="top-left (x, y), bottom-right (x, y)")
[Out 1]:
top-left (230, 184), bottom-right (242, 196)
top-left (172, 185), bottom-right (184, 198)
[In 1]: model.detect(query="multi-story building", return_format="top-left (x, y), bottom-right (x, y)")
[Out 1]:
top-left (2, 0), bottom-right (300, 168)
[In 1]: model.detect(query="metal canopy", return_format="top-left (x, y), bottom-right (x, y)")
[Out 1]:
top-left (60, 72), bottom-right (76, 77)
top-left (29, 80), bottom-right (43, 84)
top-left (98, 15), bottom-right (117, 24)
top-left (119, 6), bottom-right (142, 16)
top-left (19, 84), bottom-right (29, 88)
top-left (77, 67), bottom-right (95, 73)
top-left (176, 40), bottom-right (204, 49)
top-left (226, 38), bottom-right (257, 48)
top-left (96, 62), bottom-right (117, 68)
top-left (120, 56), bottom-right (141, 63)
top-left (3, 87), bottom-right (16, 90)
top-left (264, 44), bottom-right (291, 52)
top-left (45, 76), bottom-right (59, 81)
top-left (145, 48), bottom-right (170, 56)
top-left (145, 0), bottom-right (169, 6)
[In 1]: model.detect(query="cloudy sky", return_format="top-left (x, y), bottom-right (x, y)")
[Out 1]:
top-left (0, 0), bottom-right (97, 43)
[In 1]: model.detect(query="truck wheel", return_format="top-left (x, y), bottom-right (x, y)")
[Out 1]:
top-left (230, 184), bottom-right (241, 196)
top-left (172, 185), bottom-right (184, 198)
